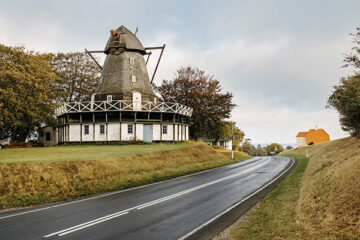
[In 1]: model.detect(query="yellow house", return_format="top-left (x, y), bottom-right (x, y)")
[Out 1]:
top-left (296, 128), bottom-right (330, 148)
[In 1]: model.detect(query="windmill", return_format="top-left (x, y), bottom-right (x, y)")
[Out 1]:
top-left (53, 25), bottom-right (192, 145)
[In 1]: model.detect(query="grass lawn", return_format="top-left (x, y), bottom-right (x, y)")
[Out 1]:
top-left (0, 141), bottom-right (202, 163)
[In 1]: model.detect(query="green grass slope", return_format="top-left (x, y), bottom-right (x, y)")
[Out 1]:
top-left (0, 142), bottom-right (250, 209)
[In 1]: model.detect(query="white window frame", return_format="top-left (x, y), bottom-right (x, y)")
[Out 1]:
top-left (129, 57), bottom-right (135, 66)
top-left (100, 124), bottom-right (105, 134)
top-left (131, 75), bottom-right (136, 83)
top-left (127, 124), bottom-right (133, 134)
top-left (84, 125), bottom-right (89, 135)
top-left (162, 125), bottom-right (168, 134)
top-left (107, 95), bottom-right (112, 102)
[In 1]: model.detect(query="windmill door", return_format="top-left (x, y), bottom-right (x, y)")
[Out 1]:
top-left (133, 92), bottom-right (142, 111)
top-left (143, 124), bottom-right (153, 143)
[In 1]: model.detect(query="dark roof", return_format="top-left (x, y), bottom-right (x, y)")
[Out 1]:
top-left (104, 25), bottom-right (145, 54)
top-left (202, 137), bottom-right (232, 142)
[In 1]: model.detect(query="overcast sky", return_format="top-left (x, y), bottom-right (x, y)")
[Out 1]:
top-left (1, 0), bottom-right (359, 145)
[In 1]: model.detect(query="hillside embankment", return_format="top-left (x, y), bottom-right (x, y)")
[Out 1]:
top-left (216, 137), bottom-right (359, 240)
top-left (290, 137), bottom-right (360, 239)
top-left (0, 142), bottom-right (250, 209)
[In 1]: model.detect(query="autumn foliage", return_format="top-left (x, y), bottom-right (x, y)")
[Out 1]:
top-left (328, 27), bottom-right (360, 137)
top-left (0, 45), bottom-right (101, 142)
top-left (0, 44), bottom-right (57, 142)
top-left (51, 52), bottom-right (100, 102)
top-left (155, 66), bottom-right (235, 139)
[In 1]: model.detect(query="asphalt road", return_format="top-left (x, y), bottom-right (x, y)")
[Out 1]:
top-left (0, 156), bottom-right (294, 240)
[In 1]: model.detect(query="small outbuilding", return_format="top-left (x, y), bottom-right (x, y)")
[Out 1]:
top-left (203, 137), bottom-right (233, 151)
top-left (296, 127), bottom-right (330, 148)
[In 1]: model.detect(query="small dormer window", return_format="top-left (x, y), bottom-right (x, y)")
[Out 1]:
top-left (129, 57), bottom-right (135, 66)
top-left (131, 75), bottom-right (137, 83)
top-left (107, 95), bottom-right (112, 102)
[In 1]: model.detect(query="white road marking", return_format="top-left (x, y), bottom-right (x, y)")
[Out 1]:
top-left (0, 207), bottom-right (51, 220)
top-left (0, 157), bottom-right (262, 221)
top-left (177, 157), bottom-right (295, 240)
top-left (44, 211), bottom-right (129, 237)
top-left (43, 158), bottom-right (271, 238)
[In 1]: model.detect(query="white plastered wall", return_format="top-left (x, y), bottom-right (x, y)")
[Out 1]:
top-left (108, 123), bottom-right (120, 141)
top-left (153, 124), bottom-right (161, 141)
top-left (69, 125), bottom-right (80, 142)
top-left (174, 124), bottom-right (178, 141)
top-left (121, 123), bottom-right (135, 141)
top-left (162, 124), bottom-right (173, 141)
top-left (226, 140), bottom-right (233, 150)
top-left (296, 137), bottom-right (306, 148)
top-left (94, 124), bottom-right (106, 141)
top-left (82, 124), bottom-right (94, 142)
top-left (136, 123), bottom-right (143, 141)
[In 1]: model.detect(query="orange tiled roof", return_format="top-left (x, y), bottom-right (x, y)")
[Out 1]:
top-left (296, 132), bottom-right (307, 137)
top-left (305, 129), bottom-right (330, 144)
top-left (296, 129), bottom-right (330, 144)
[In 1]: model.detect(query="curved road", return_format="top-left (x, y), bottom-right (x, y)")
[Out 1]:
top-left (0, 156), bottom-right (294, 240)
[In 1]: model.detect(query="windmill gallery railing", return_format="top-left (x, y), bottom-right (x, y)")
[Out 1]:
top-left (55, 100), bottom-right (193, 117)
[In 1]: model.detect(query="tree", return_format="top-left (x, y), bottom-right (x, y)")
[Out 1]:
top-left (286, 145), bottom-right (293, 150)
top-left (155, 66), bottom-right (235, 139)
top-left (254, 144), bottom-right (267, 156)
top-left (231, 122), bottom-right (245, 151)
top-left (51, 52), bottom-right (101, 102)
top-left (327, 27), bottom-right (360, 137)
top-left (209, 120), bottom-right (232, 144)
top-left (0, 44), bottom-right (57, 142)
top-left (266, 143), bottom-right (284, 155)
top-left (240, 138), bottom-right (252, 154)
top-left (328, 75), bottom-right (360, 137)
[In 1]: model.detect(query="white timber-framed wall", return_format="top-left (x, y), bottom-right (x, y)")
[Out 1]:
top-left (55, 101), bottom-right (192, 145)
top-left (58, 123), bottom-right (189, 143)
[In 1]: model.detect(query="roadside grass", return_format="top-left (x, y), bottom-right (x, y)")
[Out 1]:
top-left (0, 142), bottom-right (250, 209)
top-left (0, 141), bottom-right (201, 163)
top-left (215, 150), bottom-right (250, 162)
top-left (290, 137), bottom-right (360, 239)
top-left (218, 136), bottom-right (360, 240)
top-left (219, 154), bottom-right (309, 240)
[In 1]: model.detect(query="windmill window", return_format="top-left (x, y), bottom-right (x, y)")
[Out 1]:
top-left (100, 124), bottom-right (105, 134)
top-left (129, 57), bottom-right (135, 66)
top-left (45, 132), bottom-right (51, 141)
top-left (131, 75), bottom-right (137, 83)
top-left (84, 125), bottom-right (89, 135)
top-left (107, 95), bottom-right (112, 102)
top-left (162, 125), bottom-right (168, 134)
top-left (127, 124), bottom-right (133, 134)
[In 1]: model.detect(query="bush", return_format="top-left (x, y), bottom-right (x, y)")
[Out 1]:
top-left (327, 75), bottom-right (360, 137)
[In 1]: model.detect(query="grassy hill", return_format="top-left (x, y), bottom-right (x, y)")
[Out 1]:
top-left (217, 137), bottom-right (359, 240)
top-left (0, 142), bottom-right (202, 163)
top-left (0, 142), bottom-right (250, 209)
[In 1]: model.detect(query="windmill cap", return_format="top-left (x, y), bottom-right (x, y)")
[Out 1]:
top-left (104, 25), bottom-right (146, 54)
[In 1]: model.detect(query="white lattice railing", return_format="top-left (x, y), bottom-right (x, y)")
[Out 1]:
top-left (55, 100), bottom-right (193, 117)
